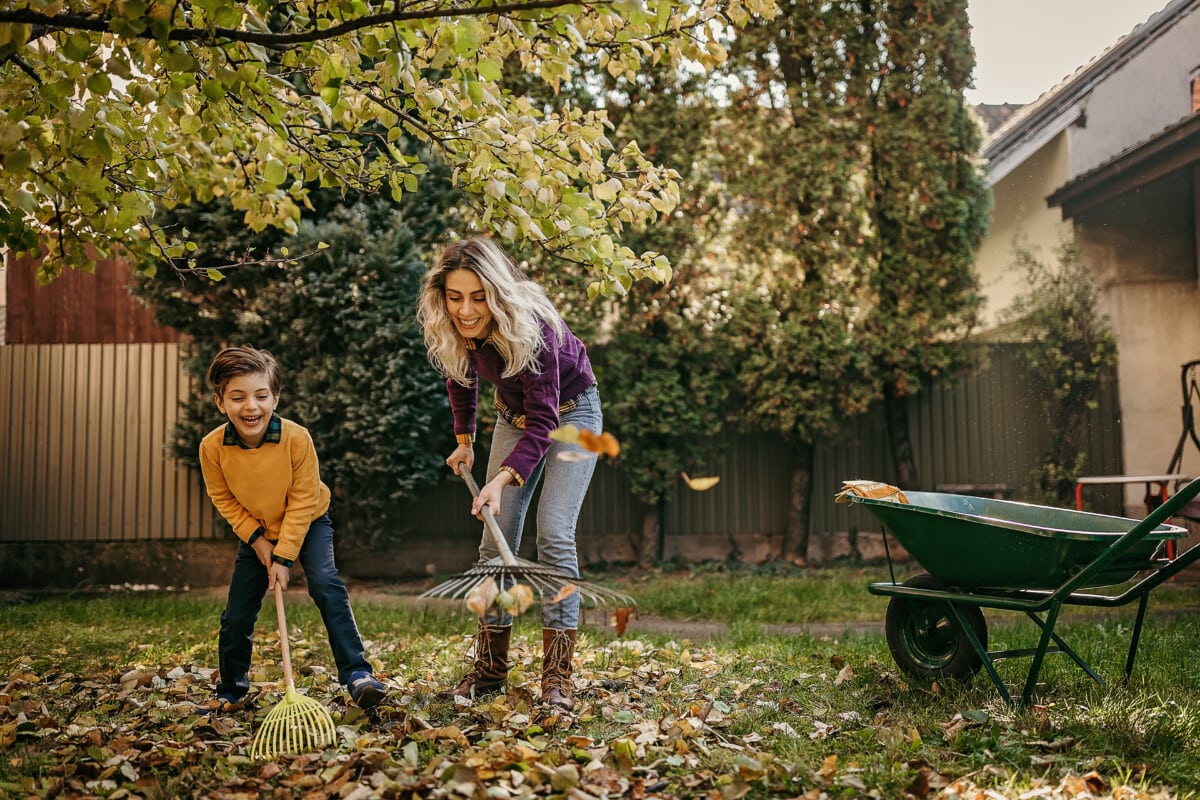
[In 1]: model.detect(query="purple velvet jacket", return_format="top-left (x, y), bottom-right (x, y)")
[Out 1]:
top-left (448, 318), bottom-right (595, 482)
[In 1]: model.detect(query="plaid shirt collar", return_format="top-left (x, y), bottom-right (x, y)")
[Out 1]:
top-left (462, 332), bottom-right (499, 350)
top-left (222, 413), bottom-right (282, 449)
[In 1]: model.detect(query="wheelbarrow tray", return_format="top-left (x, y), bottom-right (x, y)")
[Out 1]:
top-left (851, 491), bottom-right (1186, 590)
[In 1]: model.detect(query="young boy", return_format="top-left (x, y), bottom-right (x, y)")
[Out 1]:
top-left (199, 345), bottom-right (386, 711)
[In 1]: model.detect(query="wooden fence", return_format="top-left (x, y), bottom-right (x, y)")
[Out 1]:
top-left (0, 342), bottom-right (1125, 553)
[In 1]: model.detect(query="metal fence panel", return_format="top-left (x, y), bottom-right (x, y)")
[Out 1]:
top-left (1, 342), bottom-right (1123, 546)
top-left (0, 343), bottom-right (215, 542)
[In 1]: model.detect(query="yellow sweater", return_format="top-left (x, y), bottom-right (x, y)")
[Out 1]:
top-left (199, 416), bottom-right (331, 563)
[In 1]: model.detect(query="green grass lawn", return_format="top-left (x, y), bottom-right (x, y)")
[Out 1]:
top-left (3, 566), bottom-right (1200, 799)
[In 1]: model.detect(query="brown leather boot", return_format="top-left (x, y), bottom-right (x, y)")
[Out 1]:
top-left (438, 623), bottom-right (511, 700)
top-left (540, 628), bottom-right (577, 711)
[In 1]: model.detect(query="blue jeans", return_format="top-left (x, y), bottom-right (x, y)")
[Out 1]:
top-left (217, 513), bottom-right (371, 697)
top-left (483, 384), bottom-right (601, 629)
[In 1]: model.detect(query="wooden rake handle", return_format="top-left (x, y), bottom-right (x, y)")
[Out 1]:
top-left (272, 582), bottom-right (297, 691)
top-left (457, 464), bottom-right (520, 568)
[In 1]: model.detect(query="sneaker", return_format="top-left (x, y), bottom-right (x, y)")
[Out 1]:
top-left (348, 672), bottom-right (387, 710)
top-left (205, 688), bottom-right (245, 715)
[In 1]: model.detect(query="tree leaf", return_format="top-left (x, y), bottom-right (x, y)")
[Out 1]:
top-left (681, 473), bottom-right (720, 492)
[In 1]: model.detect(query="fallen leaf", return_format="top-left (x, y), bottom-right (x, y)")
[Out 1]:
top-left (1082, 770), bottom-right (1108, 795)
top-left (549, 583), bottom-right (578, 604)
top-left (834, 664), bottom-right (853, 686)
top-left (681, 473), bottom-right (720, 491)
top-left (833, 480), bottom-right (908, 504)
top-left (551, 763), bottom-right (580, 791)
top-left (940, 713), bottom-right (967, 742)
top-left (906, 767), bottom-right (931, 798)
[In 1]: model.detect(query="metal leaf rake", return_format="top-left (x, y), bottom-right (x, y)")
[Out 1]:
top-left (420, 467), bottom-right (636, 613)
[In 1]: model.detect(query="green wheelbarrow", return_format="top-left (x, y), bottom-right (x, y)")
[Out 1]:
top-left (843, 477), bottom-right (1200, 706)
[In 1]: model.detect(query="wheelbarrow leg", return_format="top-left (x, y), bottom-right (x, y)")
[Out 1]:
top-left (1020, 599), bottom-right (1062, 706)
top-left (1024, 611), bottom-right (1104, 686)
top-left (949, 603), bottom-right (1013, 706)
top-left (1123, 593), bottom-right (1150, 681)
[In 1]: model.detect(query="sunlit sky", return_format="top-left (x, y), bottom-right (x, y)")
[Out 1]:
top-left (966, 0), bottom-right (1173, 105)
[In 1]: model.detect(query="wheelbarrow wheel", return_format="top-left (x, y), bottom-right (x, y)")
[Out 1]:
top-left (885, 573), bottom-right (988, 682)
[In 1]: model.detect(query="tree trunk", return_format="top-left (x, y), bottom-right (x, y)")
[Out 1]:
top-left (781, 442), bottom-right (814, 564)
top-left (635, 502), bottom-right (662, 568)
top-left (884, 380), bottom-right (920, 490)
top-left (1046, 385), bottom-right (1091, 504)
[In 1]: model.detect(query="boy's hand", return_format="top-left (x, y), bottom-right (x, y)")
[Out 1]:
top-left (251, 536), bottom-right (274, 569)
top-left (268, 561), bottom-right (291, 591)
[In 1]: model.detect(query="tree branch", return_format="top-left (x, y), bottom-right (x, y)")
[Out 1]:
top-left (0, 0), bottom-right (611, 48)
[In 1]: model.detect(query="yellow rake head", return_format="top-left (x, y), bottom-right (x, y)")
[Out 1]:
top-left (248, 584), bottom-right (338, 760)
top-left (248, 684), bottom-right (336, 760)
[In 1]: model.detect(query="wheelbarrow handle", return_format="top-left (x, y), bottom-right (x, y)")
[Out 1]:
top-left (457, 464), bottom-right (519, 567)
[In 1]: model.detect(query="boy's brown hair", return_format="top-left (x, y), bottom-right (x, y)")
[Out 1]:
top-left (207, 346), bottom-right (281, 399)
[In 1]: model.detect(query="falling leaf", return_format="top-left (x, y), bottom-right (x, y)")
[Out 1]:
top-left (549, 583), bottom-right (578, 604)
top-left (549, 424), bottom-right (582, 445)
top-left (551, 425), bottom-right (620, 458)
top-left (510, 583), bottom-right (535, 614)
top-left (555, 450), bottom-right (596, 462)
top-left (611, 606), bottom-right (637, 637)
top-left (681, 472), bottom-right (720, 491)
top-left (465, 577), bottom-right (499, 618)
top-left (578, 428), bottom-right (620, 458)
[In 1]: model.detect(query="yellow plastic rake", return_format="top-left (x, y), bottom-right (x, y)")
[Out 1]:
top-left (248, 584), bottom-right (337, 759)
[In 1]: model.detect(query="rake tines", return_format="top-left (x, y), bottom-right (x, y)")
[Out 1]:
top-left (249, 685), bottom-right (337, 760)
top-left (420, 467), bottom-right (636, 615)
top-left (249, 584), bottom-right (337, 759)
top-left (421, 555), bottom-right (636, 609)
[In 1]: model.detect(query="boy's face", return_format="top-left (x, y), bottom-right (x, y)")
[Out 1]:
top-left (444, 268), bottom-right (494, 339)
top-left (215, 372), bottom-right (279, 448)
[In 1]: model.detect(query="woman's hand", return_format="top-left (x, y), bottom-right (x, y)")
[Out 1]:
top-left (473, 471), bottom-right (514, 520)
top-left (447, 444), bottom-right (474, 475)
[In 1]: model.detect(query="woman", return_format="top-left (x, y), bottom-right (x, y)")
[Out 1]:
top-left (416, 235), bottom-right (602, 711)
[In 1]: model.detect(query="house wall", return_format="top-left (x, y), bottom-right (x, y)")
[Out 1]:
top-left (973, 132), bottom-right (1073, 327)
top-left (1069, 9), bottom-right (1200, 178)
top-left (976, 5), bottom-right (1200, 513)
top-left (1075, 167), bottom-right (1200, 509)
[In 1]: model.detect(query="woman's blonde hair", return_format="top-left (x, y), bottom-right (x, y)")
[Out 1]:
top-left (416, 236), bottom-right (564, 386)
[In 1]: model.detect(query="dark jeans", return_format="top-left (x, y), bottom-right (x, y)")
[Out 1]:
top-left (217, 513), bottom-right (370, 697)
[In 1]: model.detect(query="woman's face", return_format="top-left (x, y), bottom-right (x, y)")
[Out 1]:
top-left (443, 268), bottom-right (494, 339)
